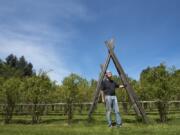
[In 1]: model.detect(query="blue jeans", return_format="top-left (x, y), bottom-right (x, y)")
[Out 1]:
top-left (105, 96), bottom-right (122, 126)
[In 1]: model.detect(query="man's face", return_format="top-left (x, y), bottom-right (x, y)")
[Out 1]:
top-left (106, 72), bottom-right (112, 79)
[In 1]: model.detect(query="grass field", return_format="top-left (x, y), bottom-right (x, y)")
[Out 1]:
top-left (0, 103), bottom-right (180, 135)
top-left (0, 113), bottom-right (180, 135)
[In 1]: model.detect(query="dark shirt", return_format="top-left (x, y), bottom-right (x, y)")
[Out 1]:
top-left (101, 78), bottom-right (119, 96)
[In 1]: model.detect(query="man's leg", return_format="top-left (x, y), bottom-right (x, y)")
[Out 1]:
top-left (113, 96), bottom-right (122, 126)
top-left (105, 96), bottom-right (112, 126)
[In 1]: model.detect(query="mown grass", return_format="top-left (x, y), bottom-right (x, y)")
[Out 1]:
top-left (0, 113), bottom-right (180, 135)
top-left (0, 123), bottom-right (179, 135)
top-left (0, 121), bottom-right (180, 135)
top-left (0, 103), bottom-right (180, 135)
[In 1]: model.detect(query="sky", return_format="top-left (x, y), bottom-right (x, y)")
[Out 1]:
top-left (0, 0), bottom-right (180, 83)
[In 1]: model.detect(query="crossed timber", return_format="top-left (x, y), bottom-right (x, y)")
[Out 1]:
top-left (88, 39), bottom-right (148, 123)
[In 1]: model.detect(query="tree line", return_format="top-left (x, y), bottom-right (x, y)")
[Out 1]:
top-left (0, 54), bottom-right (179, 124)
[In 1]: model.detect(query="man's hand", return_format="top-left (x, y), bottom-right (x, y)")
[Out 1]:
top-left (119, 85), bottom-right (125, 88)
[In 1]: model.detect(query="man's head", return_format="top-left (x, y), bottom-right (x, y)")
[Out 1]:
top-left (106, 71), bottom-right (112, 79)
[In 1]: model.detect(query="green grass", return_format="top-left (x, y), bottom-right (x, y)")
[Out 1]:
top-left (0, 103), bottom-right (180, 135)
top-left (0, 123), bottom-right (179, 135)
top-left (0, 113), bottom-right (180, 135)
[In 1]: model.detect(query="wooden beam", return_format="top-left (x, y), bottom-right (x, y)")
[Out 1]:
top-left (88, 53), bottom-right (111, 119)
top-left (106, 40), bottom-right (148, 123)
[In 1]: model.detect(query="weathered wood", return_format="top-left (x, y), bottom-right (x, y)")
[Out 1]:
top-left (88, 53), bottom-right (111, 119)
top-left (106, 40), bottom-right (148, 123)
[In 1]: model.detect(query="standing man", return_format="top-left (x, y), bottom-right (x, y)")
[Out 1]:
top-left (101, 71), bottom-right (124, 127)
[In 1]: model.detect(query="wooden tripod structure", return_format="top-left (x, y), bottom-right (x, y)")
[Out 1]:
top-left (88, 39), bottom-right (148, 123)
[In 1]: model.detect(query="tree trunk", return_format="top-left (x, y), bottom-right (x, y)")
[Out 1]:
top-left (67, 103), bottom-right (73, 124)
top-left (157, 100), bottom-right (168, 123)
top-left (32, 104), bottom-right (40, 124)
top-left (4, 103), bottom-right (15, 124)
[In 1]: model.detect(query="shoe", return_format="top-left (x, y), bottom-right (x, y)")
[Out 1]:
top-left (116, 124), bottom-right (122, 128)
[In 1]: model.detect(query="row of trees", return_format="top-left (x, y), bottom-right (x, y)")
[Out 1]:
top-left (139, 64), bottom-right (180, 122)
top-left (114, 64), bottom-right (180, 122)
top-left (0, 54), bottom-right (180, 124)
top-left (0, 54), bottom-right (95, 124)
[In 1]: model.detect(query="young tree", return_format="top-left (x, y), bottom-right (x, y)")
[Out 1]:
top-left (61, 73), bottom-right (86, 124)
top-left (173, 70), bottom-right (180, 100)
top-left (89, 79), bottom-right (97, 102)
top-left (0, 77), bottom-right (21, 124)
top-left (21, 73), bottom-right (53, 124)
top-left (140, 64), bottom-right (176, 122)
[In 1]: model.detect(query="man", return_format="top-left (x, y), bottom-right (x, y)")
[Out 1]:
top-left (101, 71), bottom-right (124, 127)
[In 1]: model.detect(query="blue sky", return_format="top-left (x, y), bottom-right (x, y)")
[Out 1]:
top-left (0, 0), bottom-right (180, 83)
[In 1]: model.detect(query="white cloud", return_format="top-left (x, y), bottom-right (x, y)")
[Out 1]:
top-left (0, 0), bottom-right (91, 83)
top-left (0, 15), bottom-right (72, 83)
top-left (0, 35), bottom-right (70, 83)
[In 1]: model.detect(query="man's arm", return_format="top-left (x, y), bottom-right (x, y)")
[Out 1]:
top-left (115, 81), bottom-right (125, 89)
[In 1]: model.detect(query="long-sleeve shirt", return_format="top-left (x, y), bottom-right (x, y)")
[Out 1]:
top-left (101, 78), bottom-right (119, 96)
